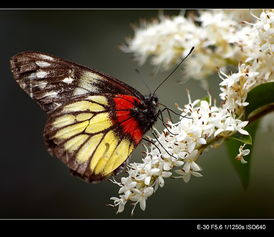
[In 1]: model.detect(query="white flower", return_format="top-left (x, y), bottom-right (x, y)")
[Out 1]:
top-left (130, 187), bottom-right (154, 213)
top-left (175, 168), bottom-right (203, 183)
top-left (154, 171), bottom-right (172, 190)
top-left (118, 177), bottom-right (137, 199)
top-left (235, 144), bottom-right (250, 164)
top-left (135, 161), bottom-right (160, 185)
top-left (110, 196), bottom-right (127, 214)
top-left (219, 64), bottom-right (261, 115)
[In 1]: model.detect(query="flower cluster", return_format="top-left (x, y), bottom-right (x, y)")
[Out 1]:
top-left (110, 10), bottom-right (273, 214)
top-left (110, 95), bottom-right (249, 214)
top-left (122, 9), bottom-right (269, 86)
top-left (219, 10), bottom-right (274, 116)
top-left (121, 15), bottom-right (203, 69)
top-left (219, 64), bottom-right (259, 117)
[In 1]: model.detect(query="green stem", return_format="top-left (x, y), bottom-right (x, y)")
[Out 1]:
top-left (247, 103), bottom-right (274, 124)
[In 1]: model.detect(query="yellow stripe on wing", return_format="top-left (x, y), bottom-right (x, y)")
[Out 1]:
top-left (54, 121), bottom-right (89, 139)
top-left (63, 101), bottom-right (105, 113)
top-left (91, 130), bottom-right (119, 174)
top-left (75, 113), bottom-right (93, 121)
top-left (85, 112), bottom-right (113, 134)
top-left (86, 95), bottom-right (109, 106)
top-left (103, 140), bottom-right (134, 175)
top-left (64, 134), bottom-right (89, 152)
top-left (52, 114), bottom-right (76, 128)
top-left (76, 133), bottom-right (104, 164)
top-left (46, 95), bottom-right (136, 181)
top-left (89, 137), bottom-right (135, 176)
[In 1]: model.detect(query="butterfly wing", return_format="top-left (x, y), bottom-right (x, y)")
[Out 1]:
top-left (10, 51), bottom-right (144, 113)
top-left (10, 51), bottom-right (146, 182)
top-left (44, 94), bottom-right (144, 182)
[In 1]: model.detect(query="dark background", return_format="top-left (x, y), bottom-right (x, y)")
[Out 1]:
top-left (1, 9), bottom-right (274, 219)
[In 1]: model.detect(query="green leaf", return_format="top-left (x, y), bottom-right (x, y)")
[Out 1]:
top-left (225, 120), bottom-right (259, 189)
top-left (196, 96), bottom-right (211, 107)
top-left (200, 96), bottom-right (210, 103)
top-left (228, 132), bottom-right (252, 145)
top-left (224, 83), bottom-right (274, 189)
top-left (246, 82), bottom-right (274, 117)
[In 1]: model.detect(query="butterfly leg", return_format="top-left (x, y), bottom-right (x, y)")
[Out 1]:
top-left (151, 132), bottom-right (177, 159)
top-left (161, 106), bottom-right (193, 120)
top-left (166, 107), bottom-right (173, 123)
top-left (142, 136), bottom-right (162, 154)
top-left (156, 110), bottom-right (178, 136)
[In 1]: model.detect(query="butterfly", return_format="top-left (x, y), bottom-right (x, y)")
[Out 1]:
top-left (10, 48), bottom-right (193, 183)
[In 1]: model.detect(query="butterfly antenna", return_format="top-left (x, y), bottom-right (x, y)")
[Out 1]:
top-left (152, 46), bottom-right (194, 96)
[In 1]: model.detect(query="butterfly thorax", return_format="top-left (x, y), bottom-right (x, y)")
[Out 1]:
top-left (112, 94), bottom-right (158, 146)
top-left (130, 94), bottom-right (159, 133)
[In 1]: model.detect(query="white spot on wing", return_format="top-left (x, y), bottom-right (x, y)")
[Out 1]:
top-left (43, 91), bottom-right (59, 98)
top-left (73, 88), bottom-right (89, 96)
top-left (62, 77), bottom-right (74, 84)
top-left (28, 71), bottom-right (48, 79)
top-left (36, 61), bottom-right (51, 67)
top-left (39, 55), bottom-right (54, 61)
top-left (73, 71), bottom-right (104, 95)
top-left (87, 72), bottom-right (105, 81)
top-left (37, 81), bottom-right (47, 89)
top-left (36, 71), bottom-right (48, 78)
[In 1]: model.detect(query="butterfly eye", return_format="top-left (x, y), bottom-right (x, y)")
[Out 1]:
top-left (151, 97), bottom-right (158, 106)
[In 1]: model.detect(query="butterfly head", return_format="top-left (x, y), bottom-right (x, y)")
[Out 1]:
top-left (144, 94), bottom-right (159, 129)
top-left (145, 94), bottom-right (159, 107)
top-left (129, 94), bottom-right (159, 133)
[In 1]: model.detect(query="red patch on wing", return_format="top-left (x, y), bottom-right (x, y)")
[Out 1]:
top-left (113, 95), bottom-right (143, 144)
